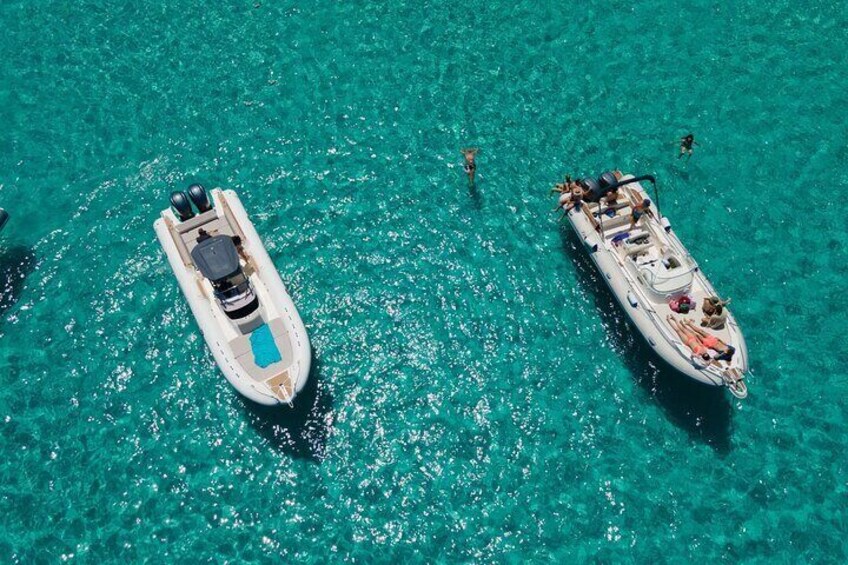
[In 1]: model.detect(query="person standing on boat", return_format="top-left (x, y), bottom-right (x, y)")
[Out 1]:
top-left (461, 148), bottom-right (478, 185)
top-left (678, 134), bottom-right (697, 160)
top-left (629, 199), bottom-right (652, 230)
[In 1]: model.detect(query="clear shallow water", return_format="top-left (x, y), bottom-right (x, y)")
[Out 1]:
top-left (1, 0), bottom-right (847, 561)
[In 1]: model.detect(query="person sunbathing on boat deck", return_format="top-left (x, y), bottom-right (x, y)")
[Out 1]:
top-left (681, 319), bottom-right (736, 361)
top-left (629, 199), bottom-right (651, 230)
top-left (667, 315), bottom-right (712, 361)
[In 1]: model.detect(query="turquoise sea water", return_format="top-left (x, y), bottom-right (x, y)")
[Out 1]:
top-left (1, 0), bottom-right (847, 561)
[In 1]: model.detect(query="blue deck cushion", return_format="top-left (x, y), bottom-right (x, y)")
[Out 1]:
top-left (250, 323), bottom-right (282, 368)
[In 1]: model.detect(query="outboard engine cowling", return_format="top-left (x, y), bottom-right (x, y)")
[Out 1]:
top-left (188, 184), bottom-right (213, 213)
top-left (580, 178), bottom-right (602, 203)
top-left (598, 171), bottom-right (618, 192)
top-left (0, 209), bottom-right (9, 232)
top-left (170, 191), bottom-right (195, 222)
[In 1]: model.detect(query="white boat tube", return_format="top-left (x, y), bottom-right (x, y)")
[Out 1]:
top-left (557, 172), bottom-right (749, 398)
top-left (154, 188), bottom-right (311, 406)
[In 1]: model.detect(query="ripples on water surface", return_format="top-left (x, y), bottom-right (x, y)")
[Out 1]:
top-left (1, 0), bottom-right (847, 561)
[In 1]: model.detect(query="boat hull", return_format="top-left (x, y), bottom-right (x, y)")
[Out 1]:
top-left (562, 188), bottom-right (747, 389)
top-left (155, 190), bottom-right (311, 406)
top-left (570, 222), bottom-right (723, 386)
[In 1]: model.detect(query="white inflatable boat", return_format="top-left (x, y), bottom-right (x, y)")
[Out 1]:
top-left (554, 172), bottom-right (749, 398)
top-left (154, 185), bottom-right (311, 406)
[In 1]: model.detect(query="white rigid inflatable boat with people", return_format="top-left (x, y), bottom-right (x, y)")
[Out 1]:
top-left (553, 171), bottom-right (749, 398)
top-left (154, 184), bottom-right (311, 406)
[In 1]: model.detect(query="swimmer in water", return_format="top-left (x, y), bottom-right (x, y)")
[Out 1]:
top-left (461, 148), bottom-right (478, 185)
top-left (678, 133), bottom-right (697, 160)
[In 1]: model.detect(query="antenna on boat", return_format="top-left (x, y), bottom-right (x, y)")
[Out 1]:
top-left (598, 200), bottom-right (604, 238)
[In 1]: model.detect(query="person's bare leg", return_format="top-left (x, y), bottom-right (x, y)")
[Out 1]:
top-left (683, 319), bottom-right (710, 339)
top-left (667, 315), bottom-right (693, 343)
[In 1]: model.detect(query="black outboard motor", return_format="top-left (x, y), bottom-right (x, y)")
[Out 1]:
top-left (580, 177), bottom-right (602, 203)
top-left (188, 184), bottom-right (213, 213)
top-left (0, 209), bottom-right (8, 232)
top-left (170, 191), bottom-right (195, 222)
top-left (598, 171), bottom-right (618, 193)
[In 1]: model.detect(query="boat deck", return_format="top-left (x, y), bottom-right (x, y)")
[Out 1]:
top-left (229, 318), bottom-right (295, 382)
top-left (579, 181), bottom-right (742, 372)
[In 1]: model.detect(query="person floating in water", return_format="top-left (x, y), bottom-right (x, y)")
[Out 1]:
top-left (461, 148), bottom-right (478, 185)
top-left (678, 133), bottom-right (697, 160)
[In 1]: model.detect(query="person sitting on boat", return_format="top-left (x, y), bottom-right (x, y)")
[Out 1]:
top-left (605, 188), bottom-right (620, 206)
top-left (557, 189), bottom-right (572, 210)
top-left (196, 228), bottom-right (212, 243)
top-left (682, 319), bottom-right (736, 361)
top-left (564, 185), bottom-right (584, 212)
top-left (629, 199), bottom-right (652, 230)
top-left (701, 296), bottom-right (729, 329)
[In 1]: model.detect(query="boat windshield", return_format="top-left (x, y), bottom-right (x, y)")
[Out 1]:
top-left (214, 273), bottom-right (251, 298)
top-left (640, 264), bottom-right (696, 294)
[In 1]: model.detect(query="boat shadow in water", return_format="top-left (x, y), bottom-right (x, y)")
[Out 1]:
top-left (558, 225), bottom-right (732, 453)
top-left (0, 245), bottom-right (36, 319)
top-left (241, 351), bottom-right (333, 463)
